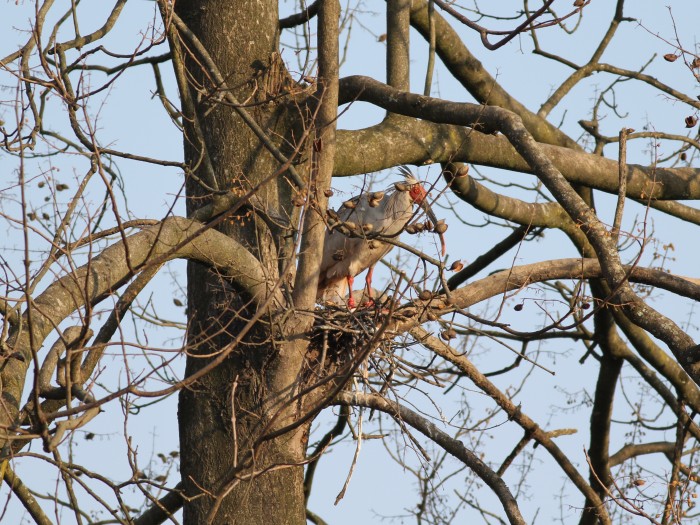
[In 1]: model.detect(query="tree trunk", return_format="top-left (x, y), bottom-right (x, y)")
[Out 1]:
top-left (174, 1), bottom-right (307, 523)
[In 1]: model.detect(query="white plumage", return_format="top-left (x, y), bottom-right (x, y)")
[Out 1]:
top-left (317, 167), bottom-right (445, 308)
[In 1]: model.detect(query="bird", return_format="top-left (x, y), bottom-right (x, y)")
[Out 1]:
top-left (317, 167), bottom-right (446, 308)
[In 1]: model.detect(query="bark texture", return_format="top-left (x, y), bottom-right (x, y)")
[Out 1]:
top-left (175, 1), bottom-right (306, 523)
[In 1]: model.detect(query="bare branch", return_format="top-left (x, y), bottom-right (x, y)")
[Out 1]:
top-left (335, 390), bottom-right (527, 525)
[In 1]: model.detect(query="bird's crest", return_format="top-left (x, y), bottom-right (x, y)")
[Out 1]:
top-left (396, 165), bottom-right (419, 185)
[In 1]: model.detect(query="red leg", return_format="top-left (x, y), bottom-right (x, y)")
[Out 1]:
top-left (346, 274), bottom-right (356, 309)
top-left (365, 265), bottom-right (374, 292)
top-left (362, 266), bottom-right (376, 307)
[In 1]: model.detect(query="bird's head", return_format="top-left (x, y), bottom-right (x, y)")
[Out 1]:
top-left (397, 166), bottom-right (428, 205)
top-left (396, 166), bottom-right (447, 256)
top-left (408, 181), bottom-right (428, 205)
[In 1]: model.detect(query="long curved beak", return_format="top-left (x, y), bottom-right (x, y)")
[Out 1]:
top-left (419, 200), bottom-right (447, 257)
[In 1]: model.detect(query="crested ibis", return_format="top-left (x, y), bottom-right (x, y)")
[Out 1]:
top-left (317, 167), bottom-right (446, 308)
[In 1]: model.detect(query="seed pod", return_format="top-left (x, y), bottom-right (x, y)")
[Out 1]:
top-left (663, 53), bottom-right (678, 62)
top-left (292, 195), bottom-right (305, 207)
top-left (418, 290), bottom-right (433, 301)
top-left (343, 199), bottom-right (357, 209)
top-left (344, 221), bottom-right (358, 231)
top-left (371, 191), bottom-right (384, 201)
top-left (514, 303), bottom-right (523, 311)
top-left (405, 224), bottom-right (418, 234)
top-left (455, 164), bottom-right (470, 177)
top-left (427, 311), bottom-right (437, 321)
top-left (449, 260), bottom-right (464, 272)
top-left (413, 222), bottom-right (425, 233)
top-left (327, 209), bottom-right (339, 221)
top-left (434, 221), bottom-right (448, 234)
top-left (362, 223), bottom-right (374, 233)
top-left (424, 220), bottom-right (433, 231)
top-left (368, 198), bottom-right (381, 208)
top-left (394, 182), bottom-right (410, 192)
top-left (332, 250), bottom-right (345, 261)
top-left (440, 329), bottom-right (457, 341)
top-left (324, 189), bottom-right (334, 197)
top-left (368, 240), bottom-right (379, 250)
top-left (685, 115), bottom-right (698, 128)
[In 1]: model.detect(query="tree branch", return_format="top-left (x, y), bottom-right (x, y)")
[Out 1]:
top-left (133, 482), bottom-right (185, 525)
top-left (279, 1), bottom-right (320, 29)
top-left (3, 464), bottom-right (54, 525)
top-left (386, 0), bottom-right (411, 91)
top-left (1, 217), bottom-right (274, 457)
top-left (409, 326), bottom-right (610, 524)
top-left (335, 86), bottom-right (700, 200)
top-left (335, 391), bottom-right (526, 525)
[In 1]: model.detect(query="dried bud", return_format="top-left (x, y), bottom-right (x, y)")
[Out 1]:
top-left (343, 199), bottom-right (357, 209)
top-left (692, 57), bottom-right (700, 69)
top-left (434, 221), bottom-right (448, 234)
top-left (324, 189), bottom-right (334, 198)
top-left (514, 303), bottom-right (524, 311)
top-left (371, 191), bottom-right (384, 202)
top-left (368, 240), bottom-right (379, 250)
top-left (633, 479), bottom-right (646, 487)
top-left (56, 183), bottom-right (69, 191)
top-left (362, 223), bottom-right (374, 233)
top-left (413, 222), bottom-right (425, 232)
top-left (424, 220), bottom-right (433, 231)
top-left (394, 182), bottom-right (410, 192)
top-left (292, 195), bottom-right (305, 207)
top-left (449, 260), bottom-right (464, 272)
top-left (440, 329), bottom-right (457, 341)
top-left (405, 224), bottom-right (418, 234)
top-left (681, 152), bottom-right (688, 161)
top-left (326, 208), bottom-right (340, 223)
top-left (332, 250), bottom-right (345, 261)
top-left (427, 311), bottom-right (437, 321)
top-left (418, 290), bottom-right (433, 301)
top-left (573, 0), bottom-right (585, 6)
top-left (581, 302), bottom-right (591, 310)
top-left (368, 199), bottom-right (380, 208)
top-left (685, 115), bottom-right (698, 128)
top-left (343, 221), bottom-right (358, 231)
top-left (663, 53), bottom-right (679, 62)
top-left (455, 165), bottom-right (470, 177)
